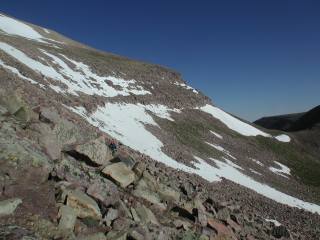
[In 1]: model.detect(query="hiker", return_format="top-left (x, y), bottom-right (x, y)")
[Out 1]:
top-left (109, 139), bottom-right (117, 154)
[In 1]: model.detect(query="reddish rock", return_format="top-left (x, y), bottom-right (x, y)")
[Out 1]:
top-left (207, 218), bottom-right (237, 240)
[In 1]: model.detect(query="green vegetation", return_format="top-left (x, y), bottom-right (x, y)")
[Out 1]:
top-left (256, 136), bottom-right (320, 187)
top-left (164, 118), bottom-right (224, 159)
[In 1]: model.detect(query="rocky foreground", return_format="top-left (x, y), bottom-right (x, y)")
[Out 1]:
top-left (2, 90), bottom-right (318, 239)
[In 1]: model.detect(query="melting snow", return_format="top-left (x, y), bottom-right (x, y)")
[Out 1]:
top-left (173, 81), bottom-right (198, 94)
top-left (0, 59), bottom-right (45, 88)
top-left (265, 219), bottom-right (281, 226)
top-left (0, 14), bottom-right (46, 43)
top-left (269, 161), bottom-right (291, 178)
top-left (69, 102), bottom-right (320, 214)
top-left (250, 168), bottom-right (262, 176)
top-left (250, 158), bottom-right (264, 166)
top-left (0, 42), bottom-right (150, 97)
top-left (205, 142), bottom-right (236, 160)
top-left (210, 130), bottom-right (223, 139)
top-left (199, 104), bottom-right (271, 137)
top-left (275, 134), bottom-right (291, 143)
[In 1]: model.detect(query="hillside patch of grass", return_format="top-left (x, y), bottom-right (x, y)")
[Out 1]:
top-left (256, 136), bottom-right (320, 187)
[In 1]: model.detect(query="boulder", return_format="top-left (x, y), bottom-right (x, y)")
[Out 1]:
top-left (134, 204), bottom-right (159, 225)
top-left (130, 207), bottom-right (140, 222)
top-left (0, 198), bottom-right (22, 216)
top-left (86, 179), bottom-right (119, 207)
top-left (132, 179), bottom-right (166, 210)
top-left (112, 150), bottom-right (136, 169)
top-left (39, 107), bottom-right (61, 124)
top-left (64, 137), bottom-right (113, 166)
top-left (102, 162), bottom-right (136, 188)
top-left (67, 190), bottom-right (102, 219)
top-left (173, 219), bottom-right (192, 230)
top-left (104, 208), bottom-right (119, 226)
top-left (58, 205), bottom-right (77, 232)
top-left (0, 91), bottom-right (31, 123)
top-left (217, 208), bottom-right (230, 222)
top-left (271, 225), bottom-right (290, 239)
top-left (78, 232), bottom-right (107, 240)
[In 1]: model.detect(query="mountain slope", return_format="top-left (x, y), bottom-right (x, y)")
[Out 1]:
top-left (0, 13), bottom-right (320, 239)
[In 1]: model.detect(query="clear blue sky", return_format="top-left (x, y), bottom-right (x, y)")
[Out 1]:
top-left (2, 0), bottom-right (320, 121)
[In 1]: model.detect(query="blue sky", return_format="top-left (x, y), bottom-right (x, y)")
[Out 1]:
top-left (2, 0), bottom-right (320, 121)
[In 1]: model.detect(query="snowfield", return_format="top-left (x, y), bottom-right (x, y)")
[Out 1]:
top-left (69, 103), bottom-right (320, 214)
top-left (0, 14), bottom-right (61, 45)
top-left (0, 42), bottom-right (150, 97)
top-left (0, 14), bottom-right (45, 42)
top-left (200, 104), bottom-right (293, 143)
top-left (199, 104), bottom-right (271, 137)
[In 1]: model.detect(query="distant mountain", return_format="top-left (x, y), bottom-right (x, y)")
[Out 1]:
top-left (254, 105), bottom-right (320, 131)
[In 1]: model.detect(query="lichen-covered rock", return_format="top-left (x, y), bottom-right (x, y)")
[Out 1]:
top-left (66, 189), bottom-right (102, 219)
top-left (102, 162), bottom-right (136, 188)
top-left (58, 205), bottom-right (77, 233)
top-left (86, 179), bottom-right (119, 207)
top-left (0, 198), bottom-right (22, 216)
top-left (78, 232), bottom-right (107, 240)
top-left (134, 204), bottom-right (159, 225)
top-left (64, 137), bottom-right (113, 166)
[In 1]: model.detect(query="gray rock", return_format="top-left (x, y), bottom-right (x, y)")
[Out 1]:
top-left (130, 207), bottom-right (140, 222)
top-left (104, 208), bottom-right (119, 226)
top-left (58, 205), bottom-right (77, 232)
top-left (78, 232), bottom-right (107, 240)
top-left (272, 225), bottom-right (290, 239)
top-left (86, 179), bottom-right (119, 207)
top-left (134, 204), bottom-right (159, 225)
top-left (128, 230), bottom-right (144, 240)
top-left (39, 107), bottom-right (61, 124)
top-left (217, 207), bottom-right (230, 222)
top-left (102, 162), bottom-right (136, 188)
top-left (67, 189), bottom-right (102, 219)
top-left (132, 186), bottom-right (166, 210)
top-left (0, 198), bottom-right (22, 216)
top-left (113, 151), bottom-right (136, 169)
top-left (106, 231), bottom-right (127, 240)
top-left (0, 91), bottom-right (31, 123)
top-left (64, 137), bottom-right (113, 166)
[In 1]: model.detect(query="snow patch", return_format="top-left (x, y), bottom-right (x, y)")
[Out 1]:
top-left (199, 104), bottom-right (271, 137)
top-left (275, 134), bottom-right (291, 143)
top-left (173, 81), bottom-right (198, 94)
top-left (0, 59), bottom-right (45, 88)
top-left (0, 14), bottom-right (46, 42)
top-left (210, 130), bottom-right (223, 139)
top-left (144, 104), bottom-right (181, 121)
top-left (205, 142), bottom-right (236, 160)
top-left (250, 158), bottom-right (264, 166)
top-left (269, 161), bottom-right (291, 178)
top-left (0, 42), bottom-right (150, 97)
top-left (250, 168), bottom-right (262, 176)
top-left (265, 219), bottom-right (281, 226)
